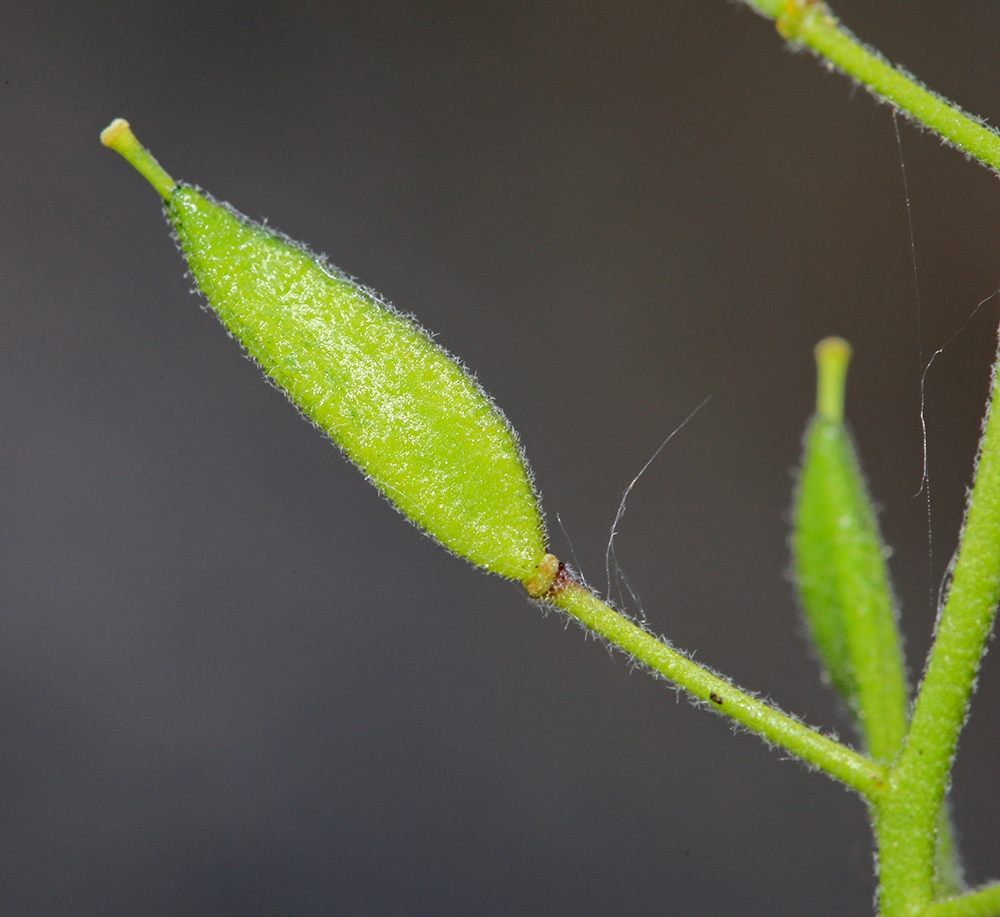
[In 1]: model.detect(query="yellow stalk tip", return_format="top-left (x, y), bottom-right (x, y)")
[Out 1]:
top-left (100, 118), bottom-right (133, 149)
top-left (814, 336), bottom-right (853, 423)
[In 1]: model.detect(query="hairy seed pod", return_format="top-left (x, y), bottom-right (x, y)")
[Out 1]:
top-left (791, 337), bottom-right (908, 761)
top-left (102, 119), bottom-right (554, 588)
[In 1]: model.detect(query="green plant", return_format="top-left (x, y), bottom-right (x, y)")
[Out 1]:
top-left (100, 2), bottom-right (1000, 914)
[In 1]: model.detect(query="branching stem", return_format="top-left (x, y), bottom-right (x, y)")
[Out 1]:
top-left (876, 340), bottom-right (1000, 915)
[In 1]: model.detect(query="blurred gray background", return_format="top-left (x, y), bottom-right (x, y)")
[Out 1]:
top-left (3, 1), bottom-right (999, 914)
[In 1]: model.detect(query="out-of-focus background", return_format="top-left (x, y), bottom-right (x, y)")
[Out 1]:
top-left (3, 2), bottom-right (999, 914)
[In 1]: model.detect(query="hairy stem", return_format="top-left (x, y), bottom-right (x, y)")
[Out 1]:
top-left (544, 576), bottom-right (886, 798)
top-left (740, 0), bottom-right (1000, 176)
top-left (876, 337), bottom-right (1000, 915)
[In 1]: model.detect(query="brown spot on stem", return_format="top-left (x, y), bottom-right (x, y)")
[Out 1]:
top-left (543, 561), bottom-right (574, 600)
top-left (525, 554), bottom-right (561, 598)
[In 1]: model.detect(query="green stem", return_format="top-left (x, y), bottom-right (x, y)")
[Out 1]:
top-left (545, 577), bottom-right (886, 798)
top-left (924, 883), bottom-right (1000, 917)
top-left (740, 0), bottom-right (1000, 176)
top-left (876, 339), bottom-right (1000, 916)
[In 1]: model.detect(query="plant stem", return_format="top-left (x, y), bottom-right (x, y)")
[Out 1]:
top-left (739, 0), bottom-right (1000, 176)
top-left (876, 336), bottom-right (1000, 916)
top-left (544, 576), bottom-right (886, 798)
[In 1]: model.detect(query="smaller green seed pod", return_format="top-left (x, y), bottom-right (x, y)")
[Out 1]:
top-left (102, 119), bottom-right (552, 589)
top-left (791, 338), bottom-right (909, 761)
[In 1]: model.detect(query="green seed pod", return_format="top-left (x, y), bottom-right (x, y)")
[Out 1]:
top-left (101, 119), bottom-right (554, 589)
top-left (791, 337), bottom-right (909, 761)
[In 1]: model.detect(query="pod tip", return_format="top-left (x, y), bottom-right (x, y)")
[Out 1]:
top-left (100, 118), bottom-right (177, 201)
top-left (814, 336), bottom-right (853, 423)
top-left (100, 117), bottom-right (132, 149)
